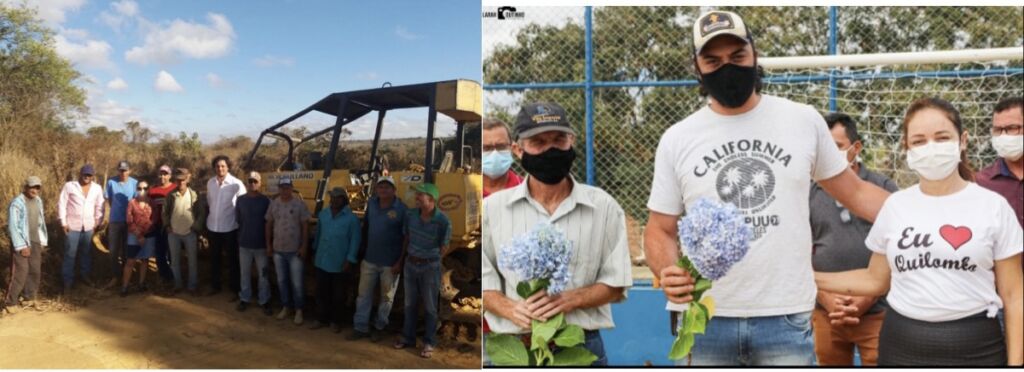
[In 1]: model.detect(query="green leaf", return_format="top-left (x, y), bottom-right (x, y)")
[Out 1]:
top-left (684, 303), bottom-right (708, 335)
top-left (516, 278), bottom-right (551, 299)
top-left (485, 333), bottom-right (530, 366)
top-left (551, 346), bottom-right (599, 366)
top-left (668, 332), bottom-right (696, 360)
top-left (678, 256), bottom-right (700, 279)
top-left (693, 278), bottom-right (712, 300)
top-left (530, 312), bottom-right (564, 350)
top-left (552, 324), bottom-right (586, 348)
top-left (534, 344), bottom-right (554, 365)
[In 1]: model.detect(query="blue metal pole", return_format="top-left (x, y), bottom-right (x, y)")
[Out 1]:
top-left (828, 6), bottom-right (838, 112)
top-left (585, 6), bottom-right (595, 185)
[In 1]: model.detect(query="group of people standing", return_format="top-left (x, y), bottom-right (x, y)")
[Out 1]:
top-left (5, 154), bottom-right (455, 359)
top-left (482, 9), bottom-right (1021, 367)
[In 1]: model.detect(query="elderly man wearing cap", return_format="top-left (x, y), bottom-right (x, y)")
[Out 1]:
top-left (235, 171), bottom-right (273, 315)
top-left (58, 164), bottom-right (105, 295)
top-left (149, 165), bottom-right (178, 285)
top-left (393, 182), bottom-right (451, 358)
top-left (5, 176), bottom-right (48, 310)
top-left (481, 102), bottom-right (632, 366)
top-left (163, 168), bottom-right (205, 295)
top-left (266, 177), bottom-right (311, 325)
top-left (105, 160), bottom-right (138, 288)
top-left (309, 187), bottom-right (361, 333)
top-left (351, 176), bottom-right (407, 341)
top-left (643, 10), bottom-right (890, 366)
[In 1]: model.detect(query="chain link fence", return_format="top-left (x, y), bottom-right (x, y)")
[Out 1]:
top-left (483, 6), bottom-right (1024, 261)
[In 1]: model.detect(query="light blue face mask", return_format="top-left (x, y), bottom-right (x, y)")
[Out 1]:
top-left (482, 150), bottom-right (513, 178)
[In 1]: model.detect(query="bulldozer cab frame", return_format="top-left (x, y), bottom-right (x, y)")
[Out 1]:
top-left (244, 79), bottom-right (482, 216)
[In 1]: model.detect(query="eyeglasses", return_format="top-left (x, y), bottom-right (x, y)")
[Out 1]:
top-left (483, 143), bottom-right (511, 152)
top-left (992, 125), bottom-right (1023, 136)
top-left (137, 187), bottom-right (148, 191)
top-left (248, 179), bottom-right (260, 184)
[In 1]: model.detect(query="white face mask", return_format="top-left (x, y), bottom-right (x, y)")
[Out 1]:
top-left (906, 141), bottom-right (962, 181)
top-left (991, 134), bottom-right (1024, 161)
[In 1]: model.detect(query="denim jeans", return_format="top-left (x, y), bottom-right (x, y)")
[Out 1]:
top-left (353, 261), bottom-right (400, 333)
top-left (62, 229), bottom-right (93, 287)
top-left (674, 311), bottom-right (816, 366)
top-left (238, 247), bottom-right (271, 305)
top-left (106, 222), bottom-right (127, 278)
top-left (274, 251), bottom-right (304, 309)
top-left (154, 231), bottom-right (174, 282)
top-left (402, 259), bottom-right (441, 347)
top-left (168, 232), bottom-right (198, 290)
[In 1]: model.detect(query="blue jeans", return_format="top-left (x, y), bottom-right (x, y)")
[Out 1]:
top-left (168, 231), bottom-right (198, 290)
top-left (62, 229), bottom-right (93, 287)
top-left (674, 312), bottom-right (816, 366)
top-left (354, 261), bottom-right (400, 333)
top-left (274, 252), bottom-right (304, 309)
top-left (239, 247), bottom-right (271, 305)
top-left (402, 259), bottom-right (441, 347)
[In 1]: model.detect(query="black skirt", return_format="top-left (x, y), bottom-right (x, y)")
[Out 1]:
top-left (879, 308), bottom-right (1006, 366)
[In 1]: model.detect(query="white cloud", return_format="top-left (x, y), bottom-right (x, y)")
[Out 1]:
top-left (0, 0), bottom-right (86, 25)
top-left (106, 77), bottom-right (128, 91)
top-left (99, 0), bottom-right (140, 31)
top-left (61, 27), bottom-right (90, 40)
top-left (395, 25), bottom-right (422, 41)
top-left (154, 70), bottom-right (184, 93)
top-left (252, 54), bottom-right (295, 68)
top-left (205, 72), bottom-right (225, 88)
top-left (54, 34), bottom-right (115, 70)
top-left (125, 13), bottom-right (235, 65)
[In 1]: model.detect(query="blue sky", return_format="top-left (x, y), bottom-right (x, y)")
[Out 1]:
top-left (6, 0), bottom-right (481, 142)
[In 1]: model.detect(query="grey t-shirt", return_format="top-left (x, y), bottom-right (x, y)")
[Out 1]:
top-left (26, 197), bottom-right (42, 244)
top-left (810, 163), bottom-right (899, 314)
top-left (266, 196), bottom-right (311, 253)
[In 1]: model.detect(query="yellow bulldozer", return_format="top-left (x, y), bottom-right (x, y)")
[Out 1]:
top-left (244, 79), bottom-right (483, 341)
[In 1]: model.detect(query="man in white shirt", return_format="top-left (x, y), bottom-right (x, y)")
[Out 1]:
top-left (482, 102), bottom-right (633, 366)
top-left (206, 155), bottom-right (246, 299)
top-left (643, 10), bottom-right (891, 366)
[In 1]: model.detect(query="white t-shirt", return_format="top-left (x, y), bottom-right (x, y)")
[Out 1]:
top-left (648, 95), bottom-right (848, 317)
top-left (866, 183), bottom-right (1023, 322)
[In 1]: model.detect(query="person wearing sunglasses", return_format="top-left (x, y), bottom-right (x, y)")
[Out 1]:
top-left (809, 113), bottom-right (900, 366)
top-left (122, 181), bottom-right (155, 296)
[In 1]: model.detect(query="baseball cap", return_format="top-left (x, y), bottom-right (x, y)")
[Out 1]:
top-left (413, 183), bottom-right (440, 201)
top-left (692, 10), bottom-right (751, 56)
top-left (117, 160), bottom-right (131, 171)
top-left (278, 177), bottom-right (293, 186)
top-left (329, 187), bottom-right (347, 197)
top-left (376, 175), bottom-right (396, 186)
top-left (174, 168), bottom-right (191, 180)
top-left (80, 164), bottom-right (95, 176)
top-left (513, 102), bottom-right (576, 141)
top-left (247, 171), bottom-right (262, 182)
top-left (159, 165), bottom-right (172, 174)
top-left (24, 176), bottom-right (42, 187)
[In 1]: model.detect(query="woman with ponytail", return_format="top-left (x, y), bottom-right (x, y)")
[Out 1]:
top-left (815, 97), bottom-right (1023, 366)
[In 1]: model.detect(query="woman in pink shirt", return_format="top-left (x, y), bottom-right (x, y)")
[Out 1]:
top-left (122, 181), bottom-right (155, 296)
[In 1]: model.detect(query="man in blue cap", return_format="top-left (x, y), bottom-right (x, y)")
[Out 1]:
top-left (105, 160), bottom-right (138, 288)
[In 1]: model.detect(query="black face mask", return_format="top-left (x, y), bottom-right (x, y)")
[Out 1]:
top-left (700, 63), bottom-right (758, 108)
top-left (521, 146), bottom-right (576, 185)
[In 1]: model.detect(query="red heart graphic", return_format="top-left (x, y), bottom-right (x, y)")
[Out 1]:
top-left (939, 225), bottom-right (972, 250)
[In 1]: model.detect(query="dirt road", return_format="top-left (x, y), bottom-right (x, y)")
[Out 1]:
top-left (0, 286), bottom-right (480, 369)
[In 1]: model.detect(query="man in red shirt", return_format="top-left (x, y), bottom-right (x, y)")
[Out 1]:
top-left (978, 97), bottom-right (1023, 230)
top-left (148, 165), bottom-right (178, 286)
top-left (482, 118), bottom-right (522, 198)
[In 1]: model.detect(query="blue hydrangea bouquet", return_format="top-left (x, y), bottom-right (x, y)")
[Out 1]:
top-left (485, 223), bottom-right (597, 366)
top-left (667, 198), bottom-right (752, 360)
